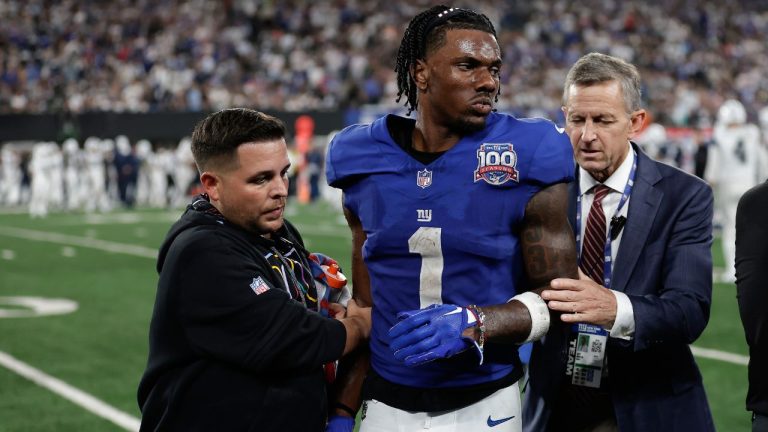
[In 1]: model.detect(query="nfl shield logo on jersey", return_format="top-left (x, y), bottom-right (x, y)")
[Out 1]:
top-left (250, 277), bottom-right (270, 295)
top-left (417, 168), bottom-right (433, 189)
top-left (474, 143), bottom-right (519, 185)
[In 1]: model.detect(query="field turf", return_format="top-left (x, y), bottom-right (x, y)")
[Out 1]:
top-left (0, 203), bottom-right (750, 431)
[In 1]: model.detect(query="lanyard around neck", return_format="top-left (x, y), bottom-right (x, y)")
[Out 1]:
top-left (576, 151), bottom-right (637, 288)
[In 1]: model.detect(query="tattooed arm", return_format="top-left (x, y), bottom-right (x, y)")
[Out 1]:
top-left (468, 182), bottom-right (578, 343)
top-left (326, 205), bottom-right (372, 420)
top-left (518, 183), bottom-right (579, 292)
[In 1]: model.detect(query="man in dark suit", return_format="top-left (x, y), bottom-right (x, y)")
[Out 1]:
top-left (736, 180), bottom-right (768, 432)
top-left (523, 52), bottom-right (715, 431)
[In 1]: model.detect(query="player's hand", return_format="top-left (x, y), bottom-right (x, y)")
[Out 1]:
top-left (388, 304), bottom-right (480, 366)
top-left (325, 414), bottom-right (355, 432)
top-left (327, 302), bottom-right (346, 319)
top-left (542, 268), bottom-right (617, 328)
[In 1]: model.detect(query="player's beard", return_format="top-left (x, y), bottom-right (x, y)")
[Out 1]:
top-left (454, 113), bottom-right (489, 135)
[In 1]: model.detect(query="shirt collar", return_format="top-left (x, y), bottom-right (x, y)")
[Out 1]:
top-left (579, 141), bottom-right (635, 196)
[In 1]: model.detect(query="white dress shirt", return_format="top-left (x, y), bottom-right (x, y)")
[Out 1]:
top-left (578, 141), bottom-right (636, 339)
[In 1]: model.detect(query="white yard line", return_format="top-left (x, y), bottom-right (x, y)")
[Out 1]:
top-left (0, 226), bottom-right (157, 259)
top-left (691, 345), bottom-right (749, 366)
top-left (0, 350), bottom-right (140, 431)
top-left (0, 224), bottom-right (347, 259)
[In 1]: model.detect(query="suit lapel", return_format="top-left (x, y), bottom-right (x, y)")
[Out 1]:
top-left (611, 147), bottom-right (662, 293)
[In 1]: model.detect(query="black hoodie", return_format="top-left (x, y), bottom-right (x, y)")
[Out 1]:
top-left (138, 199), bottom-right (346, 431)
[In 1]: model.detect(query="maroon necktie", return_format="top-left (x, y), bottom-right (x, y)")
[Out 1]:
top-left (580, 185), bottom-right (610, 285)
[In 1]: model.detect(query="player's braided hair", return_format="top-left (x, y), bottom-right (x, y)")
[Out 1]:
top-left (395, 5), bottom-right (499, 115)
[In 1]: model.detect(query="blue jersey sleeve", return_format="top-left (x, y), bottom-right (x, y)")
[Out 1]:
top-left (325, 124), bottom-right (365, 188)
top-left (325, 118), bottom-right (393, 188)
top-left (527, 122), bottom-right (575, 186)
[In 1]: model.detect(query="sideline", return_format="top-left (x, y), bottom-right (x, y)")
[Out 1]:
top-left (690, 345), bottom-right (749, 366)
top-left (0, 350), bottom-right (140, 431)
top-left (0, 296), bottom-right (78, 318)
top-left (0, 226), bottom-right (157, 259)
top-left (0, 224), bottom-right (347, 258)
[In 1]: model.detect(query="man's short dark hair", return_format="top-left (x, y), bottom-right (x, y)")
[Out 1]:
top-left (395, 5), bottom-right (498, 115)
top-left (191, 108), bottom-right (286, 173)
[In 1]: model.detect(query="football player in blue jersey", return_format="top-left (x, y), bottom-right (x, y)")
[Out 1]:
top-left (323, 5), bottom-right (578, 432)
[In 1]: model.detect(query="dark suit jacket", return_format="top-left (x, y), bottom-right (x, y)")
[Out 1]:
top-left (523, 144), bottom-right (716, 432)
top-left (736, 180), bottom-right (768, 416)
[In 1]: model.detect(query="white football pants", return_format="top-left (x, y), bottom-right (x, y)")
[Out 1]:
top-left (360, 382), bottom-right (520, 432)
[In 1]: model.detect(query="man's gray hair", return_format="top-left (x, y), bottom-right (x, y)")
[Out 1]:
top-left (563, 52), bottom-right (642, 114)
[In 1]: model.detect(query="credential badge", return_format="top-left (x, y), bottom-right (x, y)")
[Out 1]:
top-left (417, 168), bottom-right (432, 189)
top-left (474, 143), bottom-right (519, 185)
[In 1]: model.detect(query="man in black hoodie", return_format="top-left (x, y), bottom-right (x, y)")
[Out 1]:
top-left (137, 108), bottom-right (371, 431)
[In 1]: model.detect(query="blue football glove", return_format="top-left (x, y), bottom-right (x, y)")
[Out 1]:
top-left (388, 304), bottom-right (482, 366)
top-left (325, 415), bottom-right (355, 432)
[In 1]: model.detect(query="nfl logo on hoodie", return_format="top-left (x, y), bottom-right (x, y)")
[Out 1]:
top-left (250, 277), bottom-right (270, 295)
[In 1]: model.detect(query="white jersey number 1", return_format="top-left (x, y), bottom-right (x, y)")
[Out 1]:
top-left (408, 227), bottom-right (444, 308)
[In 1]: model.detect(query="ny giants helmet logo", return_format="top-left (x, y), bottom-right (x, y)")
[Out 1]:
top-left (474, 143), bottom-right (519, 185)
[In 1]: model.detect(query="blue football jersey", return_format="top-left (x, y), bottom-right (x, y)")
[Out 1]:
top-left (326, 112), bottom-right (574, 388)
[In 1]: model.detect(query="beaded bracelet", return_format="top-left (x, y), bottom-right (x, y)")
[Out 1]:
top-left (467, 304), bottom-right (486, 353)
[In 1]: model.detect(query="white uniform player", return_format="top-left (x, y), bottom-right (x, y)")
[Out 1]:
top-left (171, 137), bottom-right (197, 208)
top-left (49, 142), bottom-right (65, 210)
top-left (635, 122), bottom-right (667, 161)
top-left (153, 148), bottom-right (174, 208)
top-left (83, 137), bottom-right (112, 213)
top-left (28, 143), bottom-right (54, 218)
top-left (706, 99), bottom-right (768, 282)
top-left (101, 138), bottom-right (119, 205)
top-left (759, 106), bottom-right (768, 147)
top-left (63, 138), bottom-right (85, 210)
top-left (135, 139), bottom-right (153, 207)
top-left (1, 146), bottom-right (23, 206)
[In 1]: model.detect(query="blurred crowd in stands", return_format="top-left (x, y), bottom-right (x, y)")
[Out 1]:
top-left (2, 0), bottom-right (768, 126)
top-left (2, 0), bottom-right (768, 219)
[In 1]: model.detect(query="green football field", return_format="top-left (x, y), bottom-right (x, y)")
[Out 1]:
top-left (0, 202), bottom-right (751, 431)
